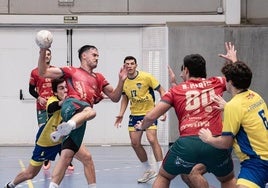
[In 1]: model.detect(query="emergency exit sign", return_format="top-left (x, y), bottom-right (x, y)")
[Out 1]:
top-left (64, 16), bottom-right (78, 24)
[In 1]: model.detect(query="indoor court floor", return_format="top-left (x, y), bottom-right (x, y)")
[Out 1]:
top-left (0, 145), bottom-right (240, 188)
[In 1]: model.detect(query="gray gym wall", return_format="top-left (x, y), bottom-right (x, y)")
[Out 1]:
top-left (168, 24), bottom-right (268, 143)
top-left (168, 24), bottom-right (268, 101)
top-left (0, 0), bottom-right (267, 24)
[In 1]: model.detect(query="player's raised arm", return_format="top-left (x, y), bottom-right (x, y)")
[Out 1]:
top-left (218, 42), bottom-right (238, 63)
top-left (36, 30), bottom-right (63, 79)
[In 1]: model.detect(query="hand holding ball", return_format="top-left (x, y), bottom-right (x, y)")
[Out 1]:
top-left (35, 30), bottom-right (53, 48)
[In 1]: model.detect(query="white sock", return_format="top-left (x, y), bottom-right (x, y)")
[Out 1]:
top-left (88, 183), bottom-right (96, 188)
top-left (49, 182), bottom-right (59, 188)
top-left (67, 120), bottom-right (76, 130)
top-left (7, 181), bottom-right (15, 188)
top-left (141, 161), bottom-right (150, 171)
top-left (156, 161), bottom-right (162, 171)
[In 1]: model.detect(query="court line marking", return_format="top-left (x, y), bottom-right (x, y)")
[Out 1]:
top-left (16, 163), bottom-right (223, 187)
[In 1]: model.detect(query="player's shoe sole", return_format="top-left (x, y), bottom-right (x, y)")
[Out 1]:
top-left (137, 169), bottom-right (157, 183)
top-left (50, 131), bottom-right (62, 142)
top-left (50, 122), bottom-right (73, 142)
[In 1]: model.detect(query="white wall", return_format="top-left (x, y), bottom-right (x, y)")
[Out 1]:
top-left (0, 27), bottom-right (168, 145)
top-left (0, 28), bottom-right (67, 145)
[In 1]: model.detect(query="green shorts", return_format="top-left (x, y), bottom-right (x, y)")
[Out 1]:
top-left (163, 136), bottom-right (234, 177)
top-left (61, 98), bottom-right (90, 151)
top-left (37, 109), bottom-right (47, 126)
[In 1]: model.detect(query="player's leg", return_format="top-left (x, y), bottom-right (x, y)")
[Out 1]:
top-left (153, 167), bottom-right (176, 188)
top-left (51, 98), bottom-right (96, 142)
top-left (50, 148), bottom-right (75, 187)
top-left (129, 130), bottom-right (154, 182)
top-left (5, 143), bottom-right (60, 188)
top-left (128, 115), bottom-right (156, 183)
top-left (180, 163), bottom-right (209, 188)
top-left (50, 123), bottom-right (87, 187)
top-left (129, 131), bottom-right (146, 162)
top-left (128, 115), bottom-right (146, 160)
top-left (216, 171), bottom-right (236, 188)
top-left (131, 130), bottom-right (159, 183)
top-left (57, 106), bottom-right (96, 134)
top-left (74, 144), bottom-right (96, 186)
top-left (5, 164), bottom-right (42, 188)
top-left (49, 137), bottom-right (78, 188)
top-left (145, 128), bottom-right (163, 169)
top-left (57, 150), bottom-right (74, 171)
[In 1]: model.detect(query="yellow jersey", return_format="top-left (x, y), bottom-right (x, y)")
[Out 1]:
top-left (222, 90), bottom-right (268, 161)
top-left (123, 71), bottom-right (160, 115)
top-left (36, 96), bottom-right (62, 146)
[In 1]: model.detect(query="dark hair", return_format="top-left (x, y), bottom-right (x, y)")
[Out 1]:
top-left (124, 56), bottom-right (137, 64)
top-left (221, 61), bottom-right (252, 89)
top-left (46, 48), bottom-right (51, 53)
top-left (78, 45), bottom-right (97, 61)
top-left (52, 78), bottom-right (65, 93)
top-left (46, 49), bottom-right (51, 65)
top-left (183, 54), bottom-right (207, 78)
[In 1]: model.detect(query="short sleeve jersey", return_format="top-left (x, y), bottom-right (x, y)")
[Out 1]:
top-left (61, 67), bottom-right (109, 106)
top-left (222, 90), bottom-right (268, 161)
top-left (29, 67), bottom-right (53, 110)
top-left (162, 77), bottom-right (226, 137)
top-left (123, 71), bottom-right (160, 116)
top-left (36, 96), bottom-right (62, 147)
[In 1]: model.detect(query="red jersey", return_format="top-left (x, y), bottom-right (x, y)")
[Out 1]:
top-left (61, 67), bottom-right (109, 106)
top-left (162, 77), bottom-right (226, 137)
top-left (29, 67), bottom-right (53, 110)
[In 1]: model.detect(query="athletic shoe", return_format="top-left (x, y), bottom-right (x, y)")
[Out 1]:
top-left (50, 122), bottom-right (73, 142)
top-left (43, 160), bottom-right (51, 170)
top-left (50, 131), bottom-right (62, 142)
top-left (56, 122), bottom-right (73, 136)
top-left (67, 162), bottom-right (74, 170)
top-left (137, 169), bottom-right (157, 183)
top-left (4, 183), bottom-right (11, 188)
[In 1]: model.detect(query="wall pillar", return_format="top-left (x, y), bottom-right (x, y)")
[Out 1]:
top-left (225, 0), bottom-right (241, 24)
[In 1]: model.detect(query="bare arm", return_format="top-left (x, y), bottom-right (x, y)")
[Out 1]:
top-left (38, 48), bottom-right (63, 79)
top-left (156, 86), bottom-right (167, 121)
top-left (168, 65), bottom-right (178, 87)
top-left (114, 95), bottom-right (129, 128)
top-left (157, 85), bottom-right (166, 97)
top-left (198, 128), bottom-right (233, 149)
top-left (103, 66), bottom-right (127, 102)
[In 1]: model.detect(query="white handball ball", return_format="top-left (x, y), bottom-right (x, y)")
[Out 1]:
top-left (35, 30), bottom-right (53, 48)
